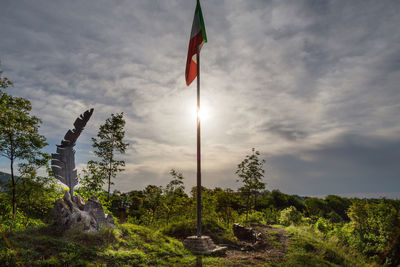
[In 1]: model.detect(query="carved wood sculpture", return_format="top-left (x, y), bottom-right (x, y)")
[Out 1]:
top-left (51, 108), bottom-right (94, 196)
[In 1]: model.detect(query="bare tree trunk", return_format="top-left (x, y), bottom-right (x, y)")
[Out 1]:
top-left (254, 192), bottom-right (257, 211)
top-left (11, 157), bottom-right (15, 217)
top-left (107, 175), bottom-right (111, 201)
top-left (246, 192), bottom-right (250, 221)
top-left (107, 157), bottom-right (112, 201)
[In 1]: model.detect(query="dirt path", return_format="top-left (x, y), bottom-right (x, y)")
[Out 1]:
top-left (225, 225), bottom-right (289, 266)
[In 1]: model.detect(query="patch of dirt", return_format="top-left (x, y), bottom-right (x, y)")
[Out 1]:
top-left (225, 225), bottom-right (289, 265)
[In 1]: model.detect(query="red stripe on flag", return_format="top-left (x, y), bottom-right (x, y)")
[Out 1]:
top-left (185, 31), bottom-right (204, 86)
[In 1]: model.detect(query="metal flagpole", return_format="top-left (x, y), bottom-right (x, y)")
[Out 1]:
top-left (196, 47), bottom-right (202, 237)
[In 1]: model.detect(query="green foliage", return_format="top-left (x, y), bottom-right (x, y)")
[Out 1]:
top-left (325, 195), bottom-right (351, 221)
top-left (257, 190), bottom-right (306, 213)
top-left (0, 93), bottom-right (47, 162)
top-left (165, 169), bottom-right (185, 195)
top-left (344, 199), bottom-right (400, 265)
top-left (0, 90), bottom-right (47, 216)
top-left (0, 209), bottom-right (46, 233)
top-left (78, 160), bottom-right (106, 199)
top-left (161, 218), bottom-right (236, 245)
top-left (238, 210), bottom-right (268, 225)
top-left (305, 197), bottom-right (329, 219)
top-left (14, 162), bottom-right (63, 220)
top-left (142, 184), bottom-right (164, 224)
top-left (0, 223), bottom-right (190, 266)
top-left (279, 206), bottom-right (302, 226)
top-left (262, 207), bottom-right (280, 224)
top-left (163, 169), bottom-right (189, 224)
top-left (0, 62), bottom-right (13, 90)
top-left (0, 193), bottom-right (10, 215)
top-left (215, 188), bottom-right (240, 225)
top-left (315, 217), bottom-right (333, 235)
top-left (282, 225), bottom-right (371, 267)
top-left (91, 112), bottom-right (129, 199)
top-left (304, 195), bottom-right (351, 223)
top-left (236, 148), bottom-right (266, 219)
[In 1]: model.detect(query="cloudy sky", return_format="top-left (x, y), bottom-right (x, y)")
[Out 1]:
top-left (1, 0), bottom-right (399, 198)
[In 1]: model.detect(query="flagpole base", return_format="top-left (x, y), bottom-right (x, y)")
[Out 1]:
top-left (183, 236), bottom-right (227, 255)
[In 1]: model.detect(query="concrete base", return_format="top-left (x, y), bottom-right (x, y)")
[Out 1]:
top-left (183, 236), bottom-right (227, 255)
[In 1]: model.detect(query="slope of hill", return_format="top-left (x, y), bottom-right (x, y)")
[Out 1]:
top-left (0, 171), bottom-right (10, 192)
top-left (0, 223), bottom-right (371, 266)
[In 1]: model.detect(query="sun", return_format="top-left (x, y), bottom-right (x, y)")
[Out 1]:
top-left (198, 106), bottom-right (210, 121)
top-left (192, 104), bottom-right (210, 122)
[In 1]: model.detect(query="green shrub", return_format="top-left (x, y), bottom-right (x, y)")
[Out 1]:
top-left (238, 210), bottom-right (267, 225)
top-left (345, 200), bottom-right (400, 265)
top-left (0, 210), bottom-right (45, 233)
top-left (161, 218), bottom-right (236, 244)
top-left (326, 210), bottom-right (344, 223)
top-left (284, 225), bottom-right (370, 267)
top-left (315, 217), bottom-right (333, 235)
top-left (279, 206), bottom-right (302, 226)
top-left (262, 207), bottom-right (280, 224)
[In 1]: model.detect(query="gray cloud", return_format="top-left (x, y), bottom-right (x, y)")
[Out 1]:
top-left (267, 134), bottom-right (400, 196)
top-left (0, 0), bottom-right (399, 197)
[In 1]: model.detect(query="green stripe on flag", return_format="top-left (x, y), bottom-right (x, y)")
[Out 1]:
top-left (196, 0), bottom-right (207, 43)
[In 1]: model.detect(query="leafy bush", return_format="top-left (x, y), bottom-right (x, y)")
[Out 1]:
top-left (315, 217), bottom-right (333, 235)
top-left (0, 210), bottom-right (45, 232)
top-left (161, 218), bottom-right (236, 244)
top-left (326, 210), bottom-right (343, 223)
top-left (284, 225), bottom-right (370, 267)
top-left (329, 200), bottom-right (400, 266)
top-left (279, 206), bottom-right (302, 226)
top-left (238, 210), bottom-right (267, 225)
top-left (0, 193), bottom-right (10, 216)
top-left (262, 207), bottom-right (280, 224)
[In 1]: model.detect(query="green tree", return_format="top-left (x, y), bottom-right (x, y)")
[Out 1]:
top-left (165, 169), bottom-right (185, 195)
top-left (78, 160), bottom-right (106, 199)
top-left (0, 62), bottom-right (13, 91)
top-left (279, 206), bottom-right (302, 226)
top-left (325, 195), bottom-right (351, 221)
top-left (0, 92), bottom-right (47, 216)
top-left (305, 197), bottom-right (328, 218)
top-left (91, 113), bottom-right (129, 200)
top-left (143, 185), bottom-right (163, 224)
top-left (236, 148), bottom-right (266, 220)
top-left (346, 199), bottom-right (400, 263)
top-left (215, 188), bottom-right (239, 225)
top-left (15, 159), bottom-right (62, 219)
top-left (163, 169), bottom-right (188, 224)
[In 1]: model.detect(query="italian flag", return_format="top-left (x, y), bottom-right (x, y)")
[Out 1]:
top-left (185, 0), bottom-right (207, 86)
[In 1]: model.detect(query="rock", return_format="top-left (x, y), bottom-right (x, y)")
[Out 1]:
top-left (72, 195), bottom-right (85, 210)
top-left (106, 214), bottom-right (115, 225)
top-left (233, 223), bottom-right (261, 243)
top-left (69, 210), bottom-right (98, 232)
top-left (51, 191), bottom-right (114, 232)
top-left (84, 197), bottom-right (108, 227)
top-left (52, 198), bottom-right (72, 226)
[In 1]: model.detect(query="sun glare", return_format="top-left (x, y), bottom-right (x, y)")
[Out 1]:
top-left (192, 105), bottom-right (210, 122)
top-left (198, 106), bottom-right (209, 121)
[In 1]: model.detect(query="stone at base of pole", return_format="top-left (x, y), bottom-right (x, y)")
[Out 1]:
top-left (183, 236), bottom-right (227, 255)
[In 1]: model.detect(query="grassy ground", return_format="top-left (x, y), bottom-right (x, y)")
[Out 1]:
top-left (279, 225), bottom-right (373, 267)
top-left (1, 223), bottom-right (185, 266)
top-left (0, 223), bottom-right (373, 266)
top-left (0, 223), bottom-right (247, 266)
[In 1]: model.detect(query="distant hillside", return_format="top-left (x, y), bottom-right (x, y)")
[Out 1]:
top-left (0, 171), bottom-right (10, 192)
